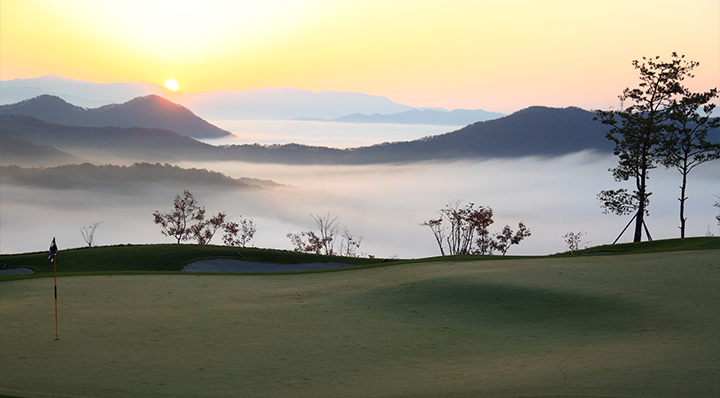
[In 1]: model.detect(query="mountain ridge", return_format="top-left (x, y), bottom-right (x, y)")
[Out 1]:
top-left (0, 94), bottom-right (230, 139)
top-left (0, 162), bottom-right (278, 192)
top-left (0, 135), bottom-right (84, 166)
top-left (1, 106), bottom-right (617, 165)
top-left (329, 108), bottom-right (506, 125)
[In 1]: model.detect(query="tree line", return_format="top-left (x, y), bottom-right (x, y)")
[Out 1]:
top-left (149, 192), bottom-right (532, 257)
top-left (150, 191), bottom-right (366, 256)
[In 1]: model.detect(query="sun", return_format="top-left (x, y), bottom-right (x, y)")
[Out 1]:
top-left (164, 79), bottom-right (179, 91)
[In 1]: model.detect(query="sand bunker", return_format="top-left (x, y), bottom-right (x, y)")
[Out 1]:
top-left (0, 267), bottom-right (34, 275)
top-left (183, 258), bottom-right (359, 273)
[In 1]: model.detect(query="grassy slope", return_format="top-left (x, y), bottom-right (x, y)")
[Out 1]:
top-left (0, 244), bottom-right (385, 278)
top-left (1, 237), bottom-right (717, 278)
top-left (0, 238), bottom-right (718, 398)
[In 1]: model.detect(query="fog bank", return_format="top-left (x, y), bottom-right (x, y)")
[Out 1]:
top-left (204, 120), bottom-right (462, 148)
top-left (1, 152), bottom-right (718, 257)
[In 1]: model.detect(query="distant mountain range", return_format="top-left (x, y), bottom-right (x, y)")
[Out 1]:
top-left (1, 105), bottom-right (617, 165)
top-left (297, 108), bottom-right (505, 125)
top-left (0, 115), bottom-right (217, 163)
top-left (0, 75), bottom-right (502, 123)
top-left (0, 94), bottom-right (230, 139)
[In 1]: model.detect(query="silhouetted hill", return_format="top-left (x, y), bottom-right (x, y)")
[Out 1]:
top-left (0, 115), bottom-right (217, 162)
top-left (0, 95), bottom-right (230, 139)
top-left (392, 106), bottom-right (616, 158)
top-left (331, 108), bottom-right (505, 125)
top-left (0, 135), bottom-right (83, 166)
top-left (1, 107), bottom-right (618, 165)
top-left (0, 163), bottom-right (278, 192)
top-left (220, 106), bottom-right (615, 163)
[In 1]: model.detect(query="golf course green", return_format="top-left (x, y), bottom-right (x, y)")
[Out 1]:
top-left (1, 240), bottom-right (718, 397)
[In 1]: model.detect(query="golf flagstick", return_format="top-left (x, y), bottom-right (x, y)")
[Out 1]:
top-left (54, 253), bottom-right (58, 340)
top-left (49, 238), bottom-right (59, 340)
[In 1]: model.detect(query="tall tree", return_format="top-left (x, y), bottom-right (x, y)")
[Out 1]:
top-left (596, 53), bottom-right (697, 242)
top-left (659, 89), bottom-right (720, 238)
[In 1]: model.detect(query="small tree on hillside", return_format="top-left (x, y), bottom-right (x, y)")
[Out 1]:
top-left (191, 211), bottom-right (227, 245)
top-left (287, 231), bottom-right (326, 254)
top-left (422, 217), bottom-right (446, 256)
top-left (223, 217), bottom-right (257, 247)
top-left (287, 213), bottom-right (362, 256)
top-left (471, 206), bottom-right (495, 255)
top-left (339, 227), bottom-right (363, 257)
top-left (312, 213), bottom-right (339, 256)
top-left (422, 201), bottom-right (494, 256)
top-left (492, 222), bottom-right (531, 256)
top-left (80, 221), bottom-right (103, 247)
top-left (563, 231), bottom-right (589, 254)
top-left (153, 190), bottom-right (205, 244)
top-left (423, 201), bottom-right (528, 256)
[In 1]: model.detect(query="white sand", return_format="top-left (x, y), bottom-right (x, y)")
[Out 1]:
top-left (0, 267), bottom-right (34, 275)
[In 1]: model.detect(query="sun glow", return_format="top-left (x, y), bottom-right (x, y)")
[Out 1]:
top-left (164, 79), bottom-right (179, 91)
top-left (2, 0), bottom-right (718, 112)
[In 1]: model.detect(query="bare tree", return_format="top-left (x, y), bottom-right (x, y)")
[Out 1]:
top-left (287, 213), bottom-right (354, 256)
top-left (421, 217), bottom-right (446, 256)
top-left (563, 231), bottom-right (589, 254)
top-left (223, 217), bottom-right (257, 247)
top-left (80, 221), bottom-right (103, 247)
top-left (311, 213), bottom-right (339, 256)
top-left (339, 227), bottom-right (363, 257)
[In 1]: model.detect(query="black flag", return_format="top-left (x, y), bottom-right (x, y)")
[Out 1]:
top-left (48, 238), bottom-right (58, 262)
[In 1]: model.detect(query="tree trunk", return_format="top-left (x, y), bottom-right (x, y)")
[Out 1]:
top-left (634, 170), bottom-right (646, 243)
top-left (679, 163), bottom-right (688, 238)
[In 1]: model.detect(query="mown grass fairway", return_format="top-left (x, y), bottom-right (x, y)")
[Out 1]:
top-left (1, 248), bottom-right (718, 397)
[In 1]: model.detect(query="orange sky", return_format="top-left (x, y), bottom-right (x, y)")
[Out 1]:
top-left (2, 0), bottom-right (718, 113)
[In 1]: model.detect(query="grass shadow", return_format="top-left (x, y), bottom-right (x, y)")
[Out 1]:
top-left (364, 276), bottom-right (644, 345)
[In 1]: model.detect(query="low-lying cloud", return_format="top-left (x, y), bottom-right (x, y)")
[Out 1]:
top-left (1, 152), bottom-right (718, 257)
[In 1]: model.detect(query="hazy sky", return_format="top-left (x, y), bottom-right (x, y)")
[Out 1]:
top-left (2, 0), bottom-right (718, 113)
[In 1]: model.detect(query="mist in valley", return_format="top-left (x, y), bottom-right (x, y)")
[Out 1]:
top-left (2, 151), bottom-right (718, 258)
top-left (205, 120), bottom-right (463, 148)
